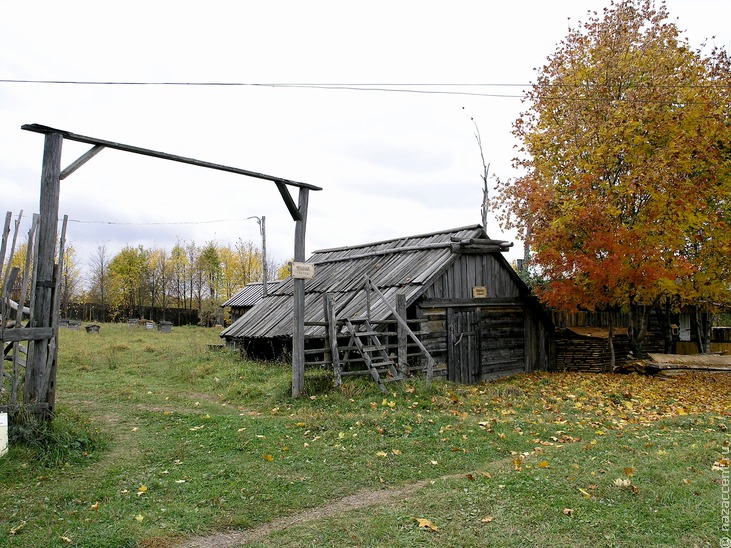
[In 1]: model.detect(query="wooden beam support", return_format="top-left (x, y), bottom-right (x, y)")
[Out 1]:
top-left (275, 182), bottom-right (303, 222)
top-left (60, 144), bottom-right (105, 180)
top-left (291, 187), bottom-right (310, 397)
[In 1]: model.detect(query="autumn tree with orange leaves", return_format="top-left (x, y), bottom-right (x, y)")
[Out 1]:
top-left (496, 0), bottom-right (731, 360)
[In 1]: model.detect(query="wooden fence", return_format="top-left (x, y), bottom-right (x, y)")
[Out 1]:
top-left (1, 210), bottom-right (66, 416)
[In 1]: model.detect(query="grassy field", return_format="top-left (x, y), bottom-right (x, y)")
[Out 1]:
top-left (0, 323), bottom-right (729, 547)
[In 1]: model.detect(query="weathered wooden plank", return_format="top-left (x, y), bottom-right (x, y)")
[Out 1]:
top-left (451, 243), bottom-right (504, 254)
top-left (2, 327), bottom-right (54, 342)
top-left (420, 298), bottom-right (524, 308)
top-left (0, 211), bottom-right (12, 285)
top-left (47, 215), bottom-right (67, 411)
top-left (22, 124), bottom-right (322, 191)
top-left (60, 144), bottom-right (105, 180)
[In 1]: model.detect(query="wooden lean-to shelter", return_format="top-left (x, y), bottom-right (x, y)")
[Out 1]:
top-left (221, 226), bottom-right (554, 389)
top-left (221, 281), bottom-right (281, 324)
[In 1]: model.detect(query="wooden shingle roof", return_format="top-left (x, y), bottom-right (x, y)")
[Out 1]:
top-left (221, 281), bottom-right (281, 308)
top-left (220, 225), bottom-right (505, 340)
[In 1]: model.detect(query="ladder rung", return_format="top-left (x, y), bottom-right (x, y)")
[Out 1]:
top-left (362, 346), bottom-right (386, 352)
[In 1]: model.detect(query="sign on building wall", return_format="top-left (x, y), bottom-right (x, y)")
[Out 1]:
top-left (472, 286), bottom-right (488, 299)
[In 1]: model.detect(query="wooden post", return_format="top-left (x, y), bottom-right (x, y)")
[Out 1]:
top-left (261, 216), bottom-right (268, 297)
top-left (25, 132), bottom-right (62, 413)
top-left (292, 187), bottom-right (309, 397)
top-left (396, 293), bottom-right (408, 377)
top-left (323, 293), bottom-right (342, 388)
top-left (46, 215), bottom-right (68, 412)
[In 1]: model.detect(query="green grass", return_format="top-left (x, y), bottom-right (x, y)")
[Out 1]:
top-left (0, 323), bottom-right (728, 547)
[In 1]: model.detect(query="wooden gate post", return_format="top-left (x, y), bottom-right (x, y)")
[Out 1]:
top-left (25, 132), bottom-right (62, 413)
top-left (291, 187), bottom-right (309, 397)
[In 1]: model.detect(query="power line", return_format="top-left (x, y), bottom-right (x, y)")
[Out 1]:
top-left (66, 217), bottom-right (252, 226)
top-left (0, 79), bottom-right (526, 98)
top-left (1, 78), bottom-right (725, 102)
top-left (0, 79), bottom-right (529, 87)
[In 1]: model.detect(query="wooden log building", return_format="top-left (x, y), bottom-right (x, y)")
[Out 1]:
top-left (221, 226), bottom-right (555, 386)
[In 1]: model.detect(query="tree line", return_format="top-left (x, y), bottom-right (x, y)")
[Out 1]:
top-left (9, 238), bottom-right (289, 326)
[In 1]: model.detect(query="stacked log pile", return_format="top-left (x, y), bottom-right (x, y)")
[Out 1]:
top-left (556, 327), bottom-right (663, 373)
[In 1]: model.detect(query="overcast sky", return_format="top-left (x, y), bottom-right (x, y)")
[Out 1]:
top-left (2, 1), bottom-right (729, 277)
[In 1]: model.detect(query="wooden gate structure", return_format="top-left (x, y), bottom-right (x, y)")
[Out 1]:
top-left (1, 209), bottom-right (68, 416)
top-left (2, 124), bottom-right (321, 415)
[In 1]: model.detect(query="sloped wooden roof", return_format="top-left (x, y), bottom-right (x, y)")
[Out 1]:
top-left (220, 225), bottom-right (510, 340)
top-left (221, 281), bottom-right (281, 308)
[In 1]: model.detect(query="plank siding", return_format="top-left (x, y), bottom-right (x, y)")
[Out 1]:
top-left (418, 251), bottom-right (532, 382)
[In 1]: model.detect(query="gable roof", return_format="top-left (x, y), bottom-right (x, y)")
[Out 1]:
top-left (221, 281), bottom-right (282, 308)
top-left (220, 225), bottom-right (518, 340)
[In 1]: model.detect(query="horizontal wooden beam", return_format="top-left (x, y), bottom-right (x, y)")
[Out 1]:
top-left (22, 124), bottom-right (323, 191)
top-left (314, 242), bottom-right (451, 266)
top-left (1, 326), bottom-right (54, 342)
top-left (420, 298), bottom-right (525, 309)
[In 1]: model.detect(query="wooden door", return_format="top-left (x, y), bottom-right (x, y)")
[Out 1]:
top-left (447, 308), bottom-right (481, 384)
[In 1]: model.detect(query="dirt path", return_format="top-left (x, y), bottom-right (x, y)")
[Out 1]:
top-left (176, 480), bottom-right (432, 547)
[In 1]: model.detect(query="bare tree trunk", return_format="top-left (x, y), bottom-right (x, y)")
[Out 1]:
top-left (693, 306), bottom-right (713, 353)
top-left (608, 312), bottom-right (616, 370)
top-left (627, 298), bottom-right (650, 359)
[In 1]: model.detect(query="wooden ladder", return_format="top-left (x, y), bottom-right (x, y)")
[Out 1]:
top-left (344, 318), bottom-right (402, 393)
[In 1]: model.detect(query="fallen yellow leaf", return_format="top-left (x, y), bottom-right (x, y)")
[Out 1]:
top-left (578, 487), bottom-right (591, 498)
top-left (415, 518), bottom-right (438, 531)
top-left (263, 454), bottom-right (274, 462)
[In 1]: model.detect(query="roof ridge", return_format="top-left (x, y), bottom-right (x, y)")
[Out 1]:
top-left (312, 225), bottom-right (483, 254)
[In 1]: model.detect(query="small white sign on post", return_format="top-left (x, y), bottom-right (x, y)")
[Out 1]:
top-left (291, 262), bottom-right (315, 280)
